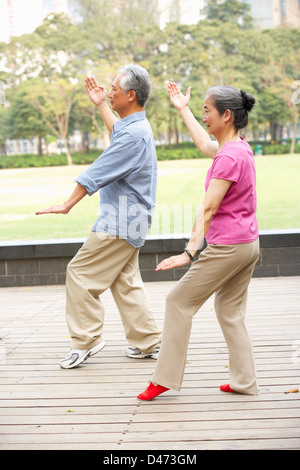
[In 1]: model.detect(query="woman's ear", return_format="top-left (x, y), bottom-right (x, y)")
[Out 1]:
top-left (224, 108), bottom-right (233, 123)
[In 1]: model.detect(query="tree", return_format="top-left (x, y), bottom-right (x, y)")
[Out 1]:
top-left (24, 77), bottom-right (80, 164)
top-left (204, 0), bottom-right (253, 29)
top-left (0, 106), bottom-right (10, 156)
top-left (6, 84), bottom-right (49, 155)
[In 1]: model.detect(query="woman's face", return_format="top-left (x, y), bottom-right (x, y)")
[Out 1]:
top-left (202, 95), bottom-right (224, 136)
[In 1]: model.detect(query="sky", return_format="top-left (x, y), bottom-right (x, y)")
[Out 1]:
top-left (0, 0), bottom-right (205, 43)
top-left (0, 0), bottom-right (69, 43)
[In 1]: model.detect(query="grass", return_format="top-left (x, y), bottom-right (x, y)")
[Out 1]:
top-left (0, 154), bottom-right (299, 242)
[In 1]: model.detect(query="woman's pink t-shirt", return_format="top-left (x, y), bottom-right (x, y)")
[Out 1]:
top-left (205, 138), bottom-right (259, 245)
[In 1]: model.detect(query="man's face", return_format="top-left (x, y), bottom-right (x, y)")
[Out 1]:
top-left (108, 75), bottom-right (130, 116)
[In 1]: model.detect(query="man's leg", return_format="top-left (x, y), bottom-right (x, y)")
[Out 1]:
top-left (65, 232), bottom-right (137, 352)
top-left (110, 248), bottom-right (161, 356)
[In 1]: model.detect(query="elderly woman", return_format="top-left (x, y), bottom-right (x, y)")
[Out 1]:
top-left (138, 82), bottom-right (259, 400)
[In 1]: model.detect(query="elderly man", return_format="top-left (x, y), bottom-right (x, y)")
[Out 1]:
top-left (36, 64), bottom-right (161, 368)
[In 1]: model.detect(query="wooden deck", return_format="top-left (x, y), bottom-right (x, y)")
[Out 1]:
top-left (0, 276), bottom-right (300, 450)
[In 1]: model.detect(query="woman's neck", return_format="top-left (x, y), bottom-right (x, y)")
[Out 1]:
top-left (216, 129), bottom-right (240, 152)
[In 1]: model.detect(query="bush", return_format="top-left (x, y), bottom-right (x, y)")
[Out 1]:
top-left (0, 142), bottom-right (299, 169)
top-left (71, 150), bottom-right (102, 165)
top-left (0, 153), bottom-right (68, 169)
top-left (156, 144), bottom-right (205, 160)
top-left (263, 143), bottom-right (300, 155)
top-left (0, 150), bottom-right (104, 169)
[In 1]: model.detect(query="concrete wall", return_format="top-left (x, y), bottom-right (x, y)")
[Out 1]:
top-left (0, 230), bottom-right (299, 287)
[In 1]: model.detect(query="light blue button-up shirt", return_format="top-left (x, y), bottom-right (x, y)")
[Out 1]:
top-left (75, 111), bottom-right (157, 248)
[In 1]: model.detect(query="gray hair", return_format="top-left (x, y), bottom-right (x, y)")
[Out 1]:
top-left (206, 85), bottom-right (255, 130)
top-left (118, 64), bottom-right (151, 107)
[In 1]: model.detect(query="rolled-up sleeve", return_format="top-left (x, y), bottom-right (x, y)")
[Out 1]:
top-left (75, 131), bottom-right (137, 196)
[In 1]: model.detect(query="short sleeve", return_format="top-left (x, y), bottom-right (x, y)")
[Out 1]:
top-left (210, 155), bottom-right (240, 183)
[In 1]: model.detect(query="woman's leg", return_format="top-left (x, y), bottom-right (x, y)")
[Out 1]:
top-left (149, 240), bottom-right (260, 393)
top-left (214, 240), bottom-right (260, 395)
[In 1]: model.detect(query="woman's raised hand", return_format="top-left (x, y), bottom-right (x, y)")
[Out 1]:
top-left (168, 82), bottom-right (191, 111)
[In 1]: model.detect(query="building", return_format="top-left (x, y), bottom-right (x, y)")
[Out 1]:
top-left (243, 0), bottom-right (300, 28)
top-left (158, 0), bottom-right (205, 28)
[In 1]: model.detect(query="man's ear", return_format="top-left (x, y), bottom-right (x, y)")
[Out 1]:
top-left (128, 89), bottom-right (136, 102)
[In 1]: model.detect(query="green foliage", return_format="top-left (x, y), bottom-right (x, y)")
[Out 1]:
top-left (156, 143), bottom-right (206, 160)
top-left (0, 154), bottom-right (68, 169)
top-left (0, 2), bottom-right (299, 158)
top-left (263, 143), bottom-right (300, 155)
top-left (1, 143), bottom-right (298, 170)
top-left (204, 0), bottom-right (253, 29)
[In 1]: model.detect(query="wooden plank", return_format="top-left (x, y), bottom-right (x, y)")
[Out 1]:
top-left (0, 277), bottom-right (299, 450)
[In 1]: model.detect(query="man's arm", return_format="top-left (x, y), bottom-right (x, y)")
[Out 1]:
top-left (35, 183), bottom-right (87, 215)
top-left (168, 82), bottom-right (218, 159)
top-left (85, 76), bottom-right (118, 134)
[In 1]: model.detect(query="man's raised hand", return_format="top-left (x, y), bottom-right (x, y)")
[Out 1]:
top-left (85, 76), bottom-right (107, 107)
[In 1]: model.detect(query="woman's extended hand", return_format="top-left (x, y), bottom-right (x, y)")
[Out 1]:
top-left (168, 82), bottom-right (191, 112)
top-left (85, 76), bottom-right (107, 107)
top-left (156, 252), bottom-right (191, 271)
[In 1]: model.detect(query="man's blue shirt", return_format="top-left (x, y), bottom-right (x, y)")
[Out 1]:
top-left (75, 111), bottom-right (157, 248)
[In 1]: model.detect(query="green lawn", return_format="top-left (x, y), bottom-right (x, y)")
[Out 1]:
top-left (0, 154), bottom-right (299, 241)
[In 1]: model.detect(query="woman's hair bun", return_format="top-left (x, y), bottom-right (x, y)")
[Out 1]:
top-left (240, 89), bottom-right (255, 112)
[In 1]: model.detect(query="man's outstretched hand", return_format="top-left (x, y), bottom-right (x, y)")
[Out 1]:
top-left (85, 76), bottom-right (107, 107)
top-left (35, 203), bottom-right (70, 215)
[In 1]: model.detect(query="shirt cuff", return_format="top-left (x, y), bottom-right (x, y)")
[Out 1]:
top-left (75, 172), bottom-right (99, 196)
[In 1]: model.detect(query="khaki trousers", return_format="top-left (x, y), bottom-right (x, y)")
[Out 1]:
top-left (65, 232), bottom-right (161, 351)
top-left (152, 238), bottom-right (260, 395)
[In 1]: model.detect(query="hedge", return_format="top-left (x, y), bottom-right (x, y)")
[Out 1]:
top-left (0, 142), bottom-right (299, 169)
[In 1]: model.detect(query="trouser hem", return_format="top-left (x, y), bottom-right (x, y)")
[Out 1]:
top-left (71, 337), bottom-right (104, 351)
top-left (152, 374), bottom-right (181, 392)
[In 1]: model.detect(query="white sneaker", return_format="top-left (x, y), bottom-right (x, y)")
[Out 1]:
top-left (60, 341), bottom-right (106, 369)
top-left (126, 344), bottom-right (160, 359)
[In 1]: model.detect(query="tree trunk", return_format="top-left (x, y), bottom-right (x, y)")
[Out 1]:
top-left (290, 105), bottom-right (298, 154)
top-left (63, 139), bottom-right (73, 165)
top-left (37, 135), bottom-right (43, 156)
top-left (81, 131), bottom-right (89, 153)
top-left (0, 143), bottom-right (6, 156)
top-left (270, 122), bottom-right (278, 142)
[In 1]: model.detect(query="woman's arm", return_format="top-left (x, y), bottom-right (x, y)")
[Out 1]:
top-left (168, 82), bottom-right (218, 159)
top-left (35, 183), bottom-right (88, 215)
top-left (156, 178), bottom-right (232, 271)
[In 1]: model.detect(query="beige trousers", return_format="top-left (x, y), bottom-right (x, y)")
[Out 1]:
top-left (152, 238), bottom-right (260, 395)
top-left (65, 232), bottom-right (161, 351)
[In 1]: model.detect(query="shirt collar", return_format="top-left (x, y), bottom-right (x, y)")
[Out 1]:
top-left (113, 110), bottom-right (146, 133)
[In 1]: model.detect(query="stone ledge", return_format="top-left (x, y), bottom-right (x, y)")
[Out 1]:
top-left (0, 230), bottom-right (299, 287)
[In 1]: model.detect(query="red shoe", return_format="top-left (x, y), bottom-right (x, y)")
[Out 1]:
top-left (137, 382), bottom-right (169, 401)
top-left (220, 384), bottom-right (236, 393)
